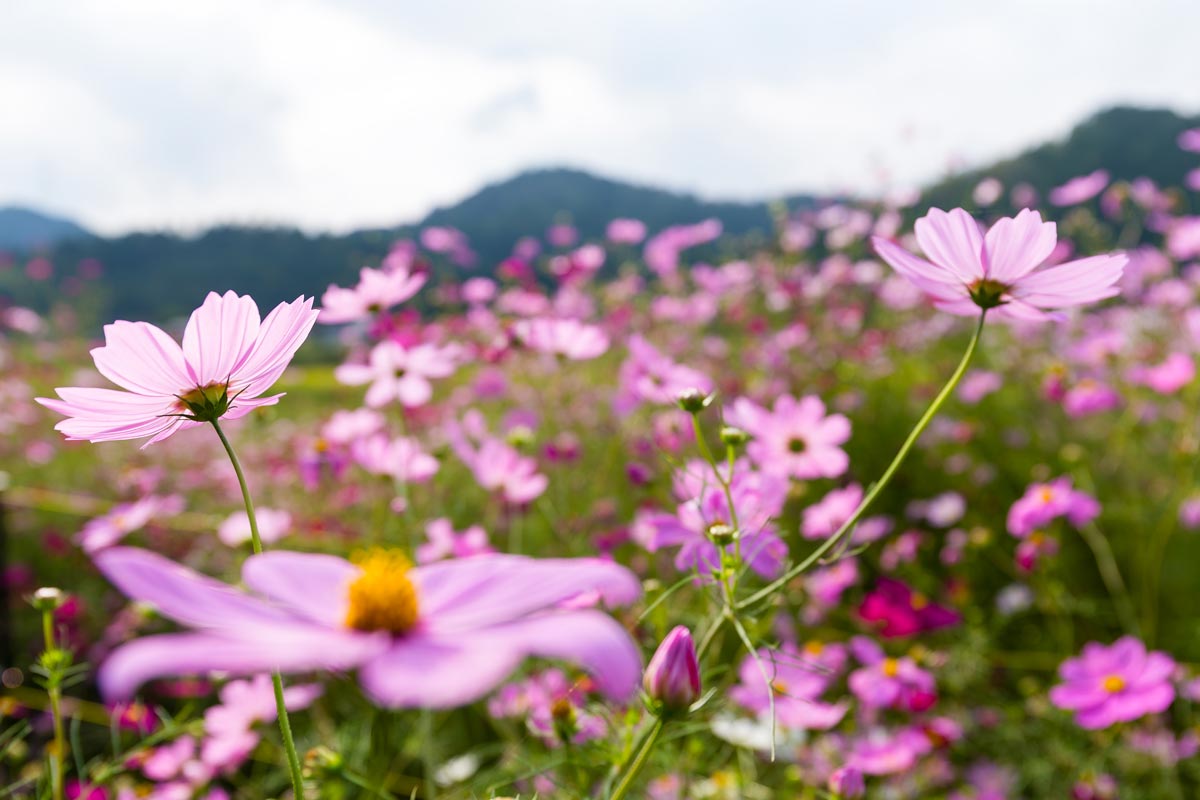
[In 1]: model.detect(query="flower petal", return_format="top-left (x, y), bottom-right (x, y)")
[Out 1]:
top-left (241, 551), bottom-right (359, 627)
top-left (91, 321), bottom-right (190, 396)
top-left (913, 208), bottom-right (985, 283)
top-left (182, 291), bottom-right (262, 386)
top-left (983, 209), bottom-right (1057, 283)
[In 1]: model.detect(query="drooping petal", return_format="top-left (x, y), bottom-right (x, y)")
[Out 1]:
top-left (982, 209), bottom-right (1057, 283)
top-left (413, 554), bottom-right (641, 634)
top-left (182, 292), bottom-right (262, 386)
top-left (1010, 254), bottom-right (1126, 308)
top-left (913, 208), bottom-right (986, 282)
top-left (241, 551), bottom-right (359, 627)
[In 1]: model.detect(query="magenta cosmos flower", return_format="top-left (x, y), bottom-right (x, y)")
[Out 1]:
top-left (37, 291), bottom-right (318, 446)
top-left (1049, 637), bottom-right (1175, 729)
top-left (94, 547), bottom-right (642, 708)
top-left (872, 208), bottom-right (1125, 321)
top-left (858, 578), bottom-right (960, 639)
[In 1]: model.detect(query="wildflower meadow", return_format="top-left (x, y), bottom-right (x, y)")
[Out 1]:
top-left (7, 134), bottom-right (1200, 800)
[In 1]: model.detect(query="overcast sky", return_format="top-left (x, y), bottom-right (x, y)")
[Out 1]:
top-left (3, 0), bottom-right (1198, 235)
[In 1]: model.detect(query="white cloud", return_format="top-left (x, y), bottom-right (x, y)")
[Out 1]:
top-left (1, 0), bottom-right (1197, 233)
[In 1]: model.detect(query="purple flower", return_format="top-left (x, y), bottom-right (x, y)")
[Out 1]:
top-left (1049, 170), bottom-right (1110, 206)
top-left (93, 547), bottom-right (641, 709)
top-left (643, 626), bottom-right (701, 710)
top-left (1049, 637), bottom-right (1175, 729)
top-left (828, 765), bottom-right (866, 798)
top-left (728, 644), bottom-right (848, 730)
top-left (847, 636), bottom-right (937, 711)
top-left (1006, 477), bottom-right (1100, 538)
top-left (728, 394), bottom-right (851, 480)
top-left (858, 578), bottom-right (960, 639)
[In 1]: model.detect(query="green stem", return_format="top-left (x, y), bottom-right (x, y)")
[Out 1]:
top-left (608, 717), bottom-right (664, 800)
top-left (210, 419), bottom-right (307, 799)
top-left (1076, 522), bottom-right (1140, 636)
top-left (739, 311), bottom-right (987, 610)
top-left (42, 610), bottom-right (64, 800)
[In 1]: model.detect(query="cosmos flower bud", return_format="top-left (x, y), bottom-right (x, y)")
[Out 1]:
top-left (31, 587), bottom-right (66, 612)
top-left (719, 425), bottom-right (749, 447)
top-left (643, 626), bottom-right (701, 711)
top-left (675, 388), bottom-right (714, 414)
top-left (828, 766), bottom-right (865, 798)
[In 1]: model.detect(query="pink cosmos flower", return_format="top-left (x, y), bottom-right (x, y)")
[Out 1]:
top-left (217, 508), bottom-right (292, 548)
top-left (858, 579), bottom-right (960, 638)
top-left (318, 265), bottom-right (426, 324)
top-left (1006, 477), bottom-right (1100, 538)
top-left (350, 434), bottom-right (439, 484)
top-left (957, 370), bottom-right (1002, 404)
top-left (846, 727), bottom-right (933, 776)
top-left (1179, 129), bottom-right (1200, 152)
top-left (93, 547), bottom-right (641, 708)
top-left (847, 636), bottom-right (937, 711)
top-left (37, 292), bottom-right (318, 446)
top-left (871, 208), bottom-right (1126, 321)
top-left (1062, 378), bottom-right (1121, 417)
top-left (727, 394), bottom-right (851, 480)
top-left (1129, 352), bottom-right (1196, 394)
top-left (607, 218), bottom-right (647, 244)
top-left (729, 644), bottom-right (849, 730)
top-left (512, 318), bottom-right (610, 360)
top-left (1049, 637), bottom-right (1175, 729)
top-left (1049, 170), bottom-right (1110, 206)
top-left (416, 518), bottom-right (493, 564)
top-left (450, 433), bottom-right (548, 505)
top-left (202, 674), bottom-right (321, 770)
top-left (78, 495), bottom-right (185, 554)
top-left (334, 339), bottom-right (459, 408)
top-left (615, 335), bottom-right (713, 414)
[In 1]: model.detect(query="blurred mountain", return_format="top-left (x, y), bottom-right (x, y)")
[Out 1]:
top-left (0, 206), bottom-right (92, 251)
top-left (920, 106), bottom-right (1200, 210)
top-left (3, 169), bottom-right (811, 322)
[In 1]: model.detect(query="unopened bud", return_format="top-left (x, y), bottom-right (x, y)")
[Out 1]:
top-left (719, 425), bottom-right (749, 447)
top-left (706, 522), bottom-right (737, 547)
top-left (31, 588), bottom-right (66, 612)
top-left (828, 766), bottom-right (865, 798)
top-left (675, 389), bottom-right (714, 414)
top-left (643, 626), bottom-right (701, 712)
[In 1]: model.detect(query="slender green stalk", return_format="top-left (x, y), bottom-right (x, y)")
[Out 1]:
top-left (1076, 522), bottom-right (1139, 636)
top-left (210, 419), bottom-right (307, 799)
top-left (739, 311), bottom-right (988, 610)
top-left (608, 717), bottom-right (664, 800)
top-left (41, 609), bottom-right (65, 800)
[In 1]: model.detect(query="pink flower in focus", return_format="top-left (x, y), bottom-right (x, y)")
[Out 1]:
top-left (93, 547), bottom-right (642, 708)
top-left (871, 208), bottom-right (1125, 321)
top-left (1006, 477), bottom-right (1100, 538)
top-left (37, 292), bottom-right (318, 446)
top-left (512, 318), bottom-right (609, 360)
top-left (335, 339), bottom-right (459, 408)
top-left (1049, 170), bottom-right (1110, 206)
top-left (318, 266), bottom-right (425, 324)
top-left (1049, 637), bottom-right (1175, 729)
top-left (728, 394), bottom-right (851, 480)
top-left (858, 578), bottom-right (960, 638)
top-left (416, 518), bottom-right (493, 564)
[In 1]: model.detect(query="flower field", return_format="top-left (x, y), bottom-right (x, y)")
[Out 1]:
top-left (6, 158), bottom-right (1200, 798)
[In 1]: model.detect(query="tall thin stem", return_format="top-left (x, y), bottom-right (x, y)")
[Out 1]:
top-left (211, 419), bottom-right (307, 799)
top-left (42, 609), bottom-right (65, 800)
top-left (740, 311), bottom-right (988, 610)
top-left (608, 717), bottom-right (664, 800)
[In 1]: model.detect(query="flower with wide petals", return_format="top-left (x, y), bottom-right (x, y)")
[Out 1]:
top-left (872, 208), bottom-right (1125, 321)
top-left (94, 547), bottom-right (642, 709)
top-left (38, 292), bottom-right (318, 446)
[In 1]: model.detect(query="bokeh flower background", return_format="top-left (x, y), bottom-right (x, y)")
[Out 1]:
top-left (3, 2), bottom-right (1200, 798)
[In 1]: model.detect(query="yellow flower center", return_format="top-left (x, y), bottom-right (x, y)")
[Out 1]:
top-left (910, 592), bottom-right (929, 610)
top-left (771, 680), bottom-right (788, 695)
top-left (803, 640), bottom-right (824, 657)
top-left (344, 549), bottom-right (420, 634)
top-left (1102, 674), bottom-right (1126, 693)
top-left (882, 658), bottom-right (900, 678)
top-left (1038, 487), bottom-right (1055, 504)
